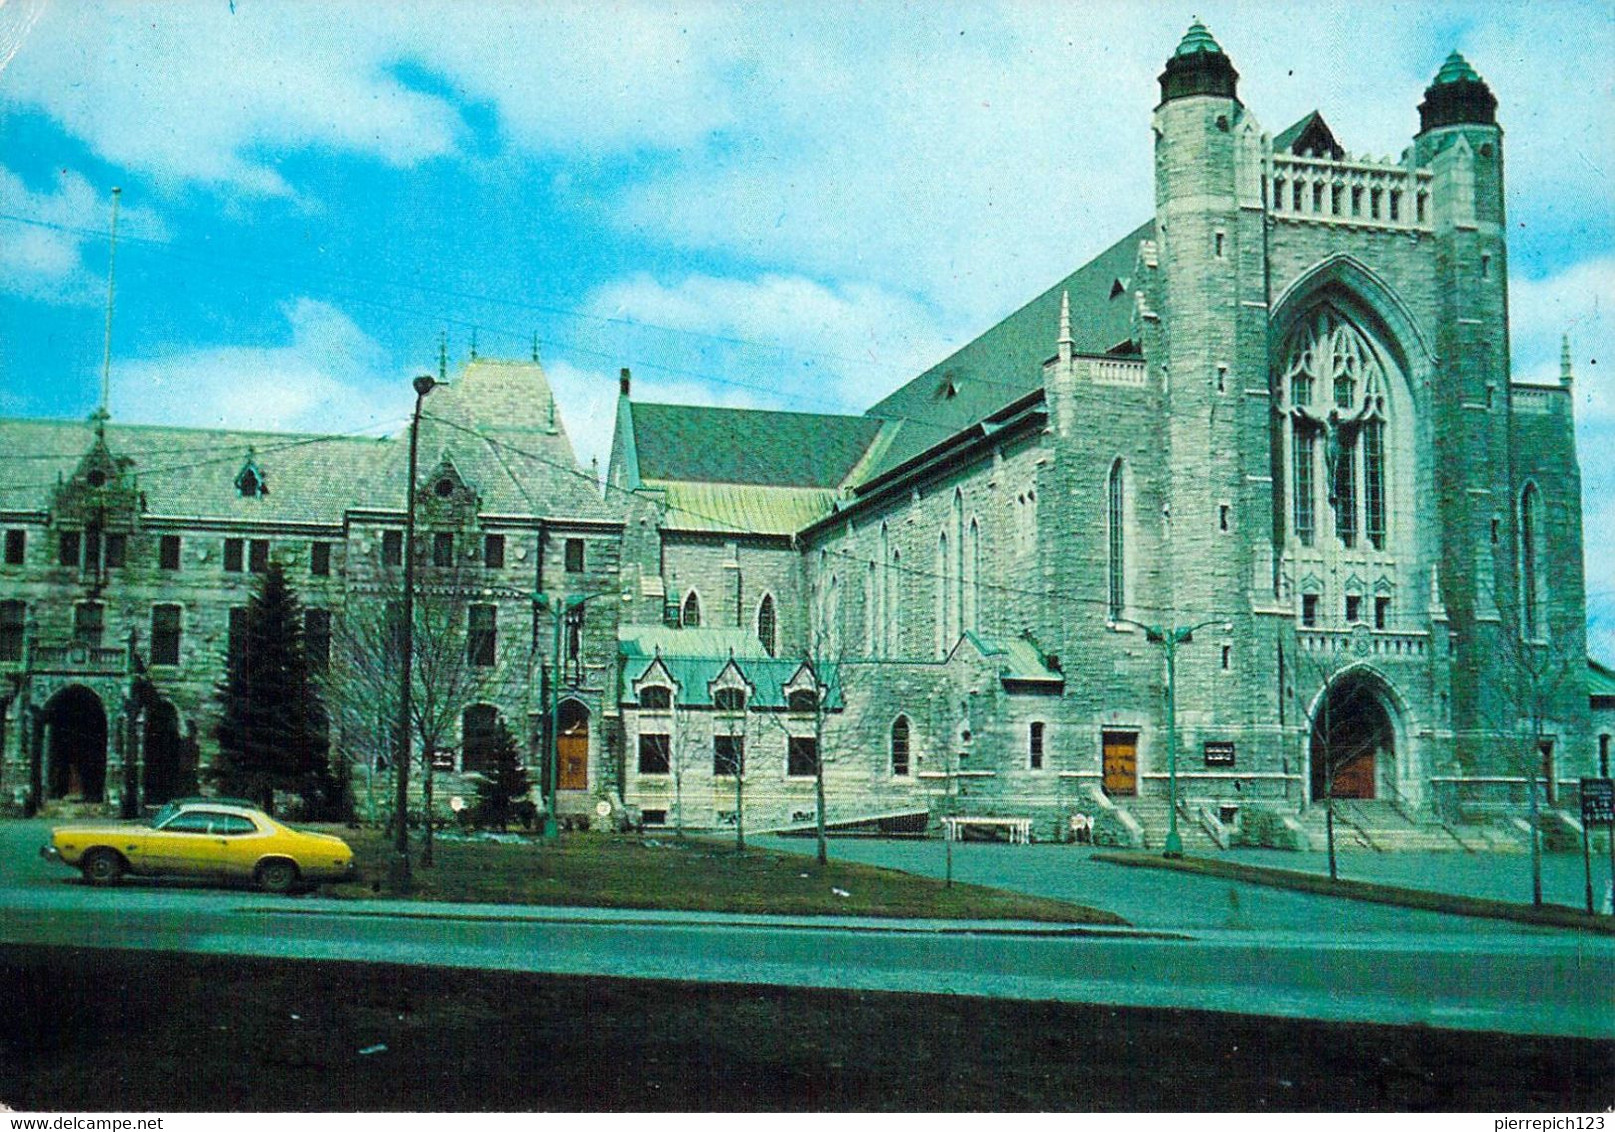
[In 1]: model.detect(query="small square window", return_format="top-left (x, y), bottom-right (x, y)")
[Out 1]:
top-left (433, 531), bottom-right (454, 568)
top-left (159, 535), bottom-right (182, 571)
top-left (381, 530), bottom-right (403, 567)
top-left (223, 538), bottom-right (244, 573)
top-left (1345, 595), bottom-right (1362, 623)
top-left (1301, 594), bottom-right (1319, 627)
top-left (1374, 596), bottom-right (1390, 630)
top-left (564, 538), bottom-right (585, 573)
top-left (4, 529), bottom-right (24, 566)
top-left (311, 541), bottom-right (331, 577)
top-left (248, 539), bottom-right (269, 573)
top-left (484, 534), bottom-right (505, 569)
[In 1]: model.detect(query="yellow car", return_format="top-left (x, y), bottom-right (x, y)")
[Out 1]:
top-left (41, 802), bottom-right (356, 893)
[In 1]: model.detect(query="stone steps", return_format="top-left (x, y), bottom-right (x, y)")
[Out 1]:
top-left (1118, 796), bottom-right (1222, 852)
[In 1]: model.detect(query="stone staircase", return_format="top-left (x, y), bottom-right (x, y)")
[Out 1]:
top-left (1119, 795), bottom-right (1223, 852)
top-left (1293, 800), bottom-right (1527, 853)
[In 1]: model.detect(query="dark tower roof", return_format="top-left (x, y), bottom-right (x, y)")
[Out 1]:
top-left (1158, 19), bottom-right (1240, 105)
top-left (1418, 51), bottom-right (1497, 131)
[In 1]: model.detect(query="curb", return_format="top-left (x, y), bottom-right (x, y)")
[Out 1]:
top-left (1093, 851), bottom-right (1615, 934)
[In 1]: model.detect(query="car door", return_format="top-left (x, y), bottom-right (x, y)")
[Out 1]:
top-left (213, 812), bottom-right (271, 879)
top-left (146, 810), bottom-right (222, 875)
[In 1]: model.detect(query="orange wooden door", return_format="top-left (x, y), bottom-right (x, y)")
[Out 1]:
top-left (558, 723), bottom-right (588, 791)
top-left (1102, 732), bottom-right (1137, 796)
top-left (1331, 752), bottom-right (1376, 799)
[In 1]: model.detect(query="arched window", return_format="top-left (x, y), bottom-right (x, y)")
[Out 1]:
top-left (756, 594), bottom-right (777, 656)
top-left (1521, 483), bottom-right (1544, 639)
top-left (638, 685), bottom-right (672, 710)
top-left (681, 590), bottom-right (701, 628)
top-left (891, 715), bottom-right (911, 776)
top-left (825, 574), bottom-right (841, 656)
top-left (864, 561), bottom-right (877, 656)
top-left (461, 704), bottom-right (500, 773)
top-left (1107, 460), bottom-right (1126, 621)
top-left (935, 531), bottom-right (951, 658)
top-left (887, 548), bottom-right (902, 658)
top-left (1280, 307), bottom-right (1392, 550)
top-left (964, 518), bottom-right (980, 633)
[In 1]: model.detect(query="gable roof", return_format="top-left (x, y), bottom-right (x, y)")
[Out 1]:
top-left (626, 401), bottom-right (883, 489)
top-left (1274, 111), bottom-right (1344, 160)
top-left (857, 220), bottom-right (1153, 482)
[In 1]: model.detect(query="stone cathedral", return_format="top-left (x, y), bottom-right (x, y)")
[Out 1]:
top-left (2, 24), bottom-right (1603, 849)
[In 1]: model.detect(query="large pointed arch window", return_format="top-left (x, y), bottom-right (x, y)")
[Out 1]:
top-left (681, 590), bottom-right (701, 628)
top-left (1107, 460), bottom-right (1126, 621)
top-left (1281, 307), bottom-right (1391, 550)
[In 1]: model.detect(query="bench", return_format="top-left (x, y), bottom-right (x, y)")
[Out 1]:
top-left (943, 816), bottom-right (1033, 845)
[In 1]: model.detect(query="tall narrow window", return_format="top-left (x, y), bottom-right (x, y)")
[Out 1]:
top-left (432, 531), bottom-right (454, 568)
top-left (305, 608), bottom-right (331, 674)
top-left (787, 736), bottom-right (818, 778)
top-left (310, 540), bottom-right (331, 576)
top-left (887, 548), bottom-right (902, 658)
top-left (74, 602), bottom-right (104, 647)
top-left (104, 533), bottom-right (126, 569)
top-left (483, 534), bottom-right (505, 569)
top-left (0, 600), bottom-right (25, 661)
top-left (223, 537), bottom-right (244, 573)
top-left (1029, 722), bottom-right (1045, 770)
top-left (1335, 433), bottom-right (1357, 547)
top-left (681, 591), bottom-right (701, 628)
top-left (381, 530), bottom-right (403, 567)
top-left (935, 532), bottom-right (951, 658)
top-left (159, 535), bottom-right (182, 571)
top-left (463, 705), bottom-right (500, 773)
top-left (468, 604), bottom-right (496, 666)
top-left (1521, 485), bottom-right (1543, 639)
top-left (58, 530), bottom-right (81, 569)
top-left (247, 539), bottom-right (269, 573)
top-left (1107, 461), bottom-right (1126, 620)
top-left (891, 715), bottom-right (911, 776)
top-left (964, 519), bottom-right (980, 633)
top-left (757, 594), bottom-right (777, 656)
top-left (564, 538), bottom-right (585, 573)
top-left (3, 529), bottom-right (24, 565)
top-left (150, 604), bottom-right (182, 666)
top-left (1364, 419), bottom-right (1386, 549)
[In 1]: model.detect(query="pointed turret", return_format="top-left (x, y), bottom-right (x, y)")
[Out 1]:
top-left (1418, 50), bottom-right (1497, 132)
top-left (1561, 334), bottom-right (1574, 389)
top-left (1057, 290), bottom-right (1073, 363)
top-left (1158, 19), bottom-right (1239, 105)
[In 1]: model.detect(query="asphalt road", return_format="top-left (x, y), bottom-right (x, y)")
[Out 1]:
top-left (5, 819), bottom-right (1612, 1039)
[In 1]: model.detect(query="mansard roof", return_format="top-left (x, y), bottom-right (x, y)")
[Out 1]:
top-left (0, 358), bottom-right (616, 526)
top-left (625, 401), bottom-right (883, 490)
top-left (857, 219), bottom-right (1152, 483)
top-left (618, 625), bottom-right (842, 709)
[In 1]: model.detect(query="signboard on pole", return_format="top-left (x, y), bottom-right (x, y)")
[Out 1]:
top-left (1581, 777), bottom-right (1614, 824)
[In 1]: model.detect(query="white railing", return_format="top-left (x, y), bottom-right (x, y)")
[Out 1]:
top-left (1270, 155), bottom-right (1432, 233)
top-left (1296, 627), bottom-right (1429, 659)
top-left (1085, 357), bottom-right (1148, 387)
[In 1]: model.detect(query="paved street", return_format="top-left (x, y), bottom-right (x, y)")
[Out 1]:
top-left (5, 818), bottom-right (1613, 1039)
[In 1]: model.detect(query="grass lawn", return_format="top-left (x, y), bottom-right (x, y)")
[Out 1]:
top-left (3, 945), bottom-right (1609, 1111)
top-left (324, 826), bottom-right (1124, 924)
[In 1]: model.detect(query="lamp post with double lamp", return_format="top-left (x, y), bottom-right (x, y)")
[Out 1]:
top-left (532, 588), bottom-right (621, 840)
top-left (1115, 615), bottom-right (1231, 858)
top-left (388, 373), bottom-right (438, 891)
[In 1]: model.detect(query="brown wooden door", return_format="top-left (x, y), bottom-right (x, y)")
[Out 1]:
top-left (558, 723), bottom-right (588, 791)
top-left (1331, 752), bottom-right (1376, 799)
top-left (1102, 732), bottom-right (1138, 796)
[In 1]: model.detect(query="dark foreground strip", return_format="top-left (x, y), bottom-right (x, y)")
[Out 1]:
top-left (3, 943), bottom-right (1610, 1112)
top-left (1094, 851), bottom-right (1615, 934)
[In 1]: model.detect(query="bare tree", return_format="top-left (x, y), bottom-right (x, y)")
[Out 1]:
top-left (325, 563), bottom-right (520, 866)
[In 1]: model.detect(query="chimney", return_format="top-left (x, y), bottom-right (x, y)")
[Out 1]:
top-left (619, 367), bottom-right (631, 397)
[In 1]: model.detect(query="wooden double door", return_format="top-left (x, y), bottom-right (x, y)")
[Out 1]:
top-left (1102, 731), bottom-right (1138, 796)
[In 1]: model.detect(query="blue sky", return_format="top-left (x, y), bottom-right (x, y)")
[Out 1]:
top-left (1, 0), bottom-right (1611, 654)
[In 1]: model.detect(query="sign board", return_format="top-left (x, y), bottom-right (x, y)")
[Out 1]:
top-left (1204, 741), bottom-right (1236, 768)
top-left (1581, 777), bottom-right (1614, 824)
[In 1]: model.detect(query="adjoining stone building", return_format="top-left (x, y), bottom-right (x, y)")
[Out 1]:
top-left (0, 360), bottom-right (627, 819)
top-left (607, 23), bottom-right (1599, 846)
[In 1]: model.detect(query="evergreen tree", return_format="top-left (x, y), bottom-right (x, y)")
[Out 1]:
top-left (474, 719), bottom-right (530, 831)
top-left (213, 561), bottom-right (330, 814)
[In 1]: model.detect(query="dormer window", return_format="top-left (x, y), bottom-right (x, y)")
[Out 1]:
top-left (714, 687), bottom-right (746, 713)
top-left (786, 688), bottom-right (818, 713)
top-left (638, 685), bottom-right (672, 710)
top-left (235, 451), bottom-right (267, 498)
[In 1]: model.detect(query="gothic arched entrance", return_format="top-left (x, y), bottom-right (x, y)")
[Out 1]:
top-left (1310, 671), bottom-right (1398, 801)
top-left (142, 700), bottom-right (187, 806)
top-left (557, 700), bottom-right (589, 791)
top-left (44, 685), bottom-right (108, 802)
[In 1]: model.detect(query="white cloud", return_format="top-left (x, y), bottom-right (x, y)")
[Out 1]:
top-left (0, 165), bottom-right (168, 303)
top-left (112, 298), bottom-right (403, 434)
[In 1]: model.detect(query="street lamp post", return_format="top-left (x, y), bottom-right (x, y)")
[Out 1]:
top-left (389, 374), bottom-right (437, 891)
top-left (1117, 616), bottom-right (1230, 858)
top-left (532, 588), bottom-right (616, 840)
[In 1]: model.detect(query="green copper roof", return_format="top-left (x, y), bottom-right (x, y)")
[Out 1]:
top-left (1433, 50), bottom-right (1481, 85)
top-left (1173, 19), bottom-right (1223, 57)
top-left (627, 402), bottom-right (883, 489)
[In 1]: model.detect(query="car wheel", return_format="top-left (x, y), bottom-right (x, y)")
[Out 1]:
top-left (256, 859), bottom-right (299, 894)
top-left (82, 849), bottom-right (125, 887)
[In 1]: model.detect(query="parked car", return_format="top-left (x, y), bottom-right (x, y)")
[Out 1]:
top-left (149, 795), bottom-right (262, 827)
top-left (41, 802), bottom-right (355, 893)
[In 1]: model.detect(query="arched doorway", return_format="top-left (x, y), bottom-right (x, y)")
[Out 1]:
top-left (44, 685), bottom-right (108, 802)
top-left (1310, 671), bottom-right (1398, 800)
top-left (142, 700), bottom-right (188, 806)
top-left (557, 700), bottom-right (589, 791)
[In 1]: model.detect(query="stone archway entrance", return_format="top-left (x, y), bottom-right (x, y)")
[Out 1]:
top-left (44, 685), bottom-right (108, 802)
top-left (1310, 671), bottom-right (1398, 801)
top-left (557, 700), bottom-right (589, 791)
top-left (142, 700), bottom-right (187, 806)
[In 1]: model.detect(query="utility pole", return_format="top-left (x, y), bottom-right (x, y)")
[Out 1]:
top-left (389, 374), bottom-right (438, 891)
